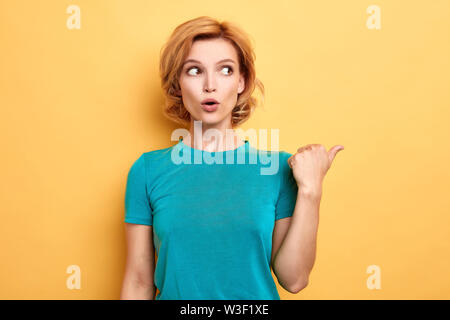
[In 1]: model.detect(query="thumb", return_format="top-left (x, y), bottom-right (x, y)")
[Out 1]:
top-left (328, 145), bottom-right (344, 163)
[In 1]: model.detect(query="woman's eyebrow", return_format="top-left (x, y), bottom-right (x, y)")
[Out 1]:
top-left (182, 58), bottom-right (236, 66)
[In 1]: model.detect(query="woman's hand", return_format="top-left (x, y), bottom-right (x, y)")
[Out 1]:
top-left (287, 144), bottom-right (345, 195)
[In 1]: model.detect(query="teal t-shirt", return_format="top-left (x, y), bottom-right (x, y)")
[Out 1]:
top-left (124, 137), bottom-right (298, 300)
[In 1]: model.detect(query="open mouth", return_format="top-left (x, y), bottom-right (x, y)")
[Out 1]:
top-left (201, 102), bottom-right (219, 112)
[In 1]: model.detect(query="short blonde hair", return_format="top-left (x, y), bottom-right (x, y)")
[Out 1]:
top-left (159, 16), bottom-right (264, 128)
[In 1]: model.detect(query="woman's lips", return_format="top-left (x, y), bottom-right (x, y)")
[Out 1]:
top-left (201, 103), bottom-right (219, 112)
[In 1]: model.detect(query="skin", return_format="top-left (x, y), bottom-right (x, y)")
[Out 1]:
top-left (176, 37), bottom-right (246, 151)
top-left (120, 223), bottom-right (155, 299)
top-left (288, 144), bottom-right (345, 193)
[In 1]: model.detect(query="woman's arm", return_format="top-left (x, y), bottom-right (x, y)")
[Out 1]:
top-left (120, 223), bottom-right (156, 300)
top-left (273, 143), bottom-right (343, 292)
top-left (272, 190), bottom-right (321, 293)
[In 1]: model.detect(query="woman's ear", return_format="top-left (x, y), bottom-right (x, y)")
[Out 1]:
top-left (238, 74), bottom-right (245, 94)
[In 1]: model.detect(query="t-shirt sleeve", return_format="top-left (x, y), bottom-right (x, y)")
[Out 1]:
top-left (275, 152), bottom-right (299, 220)
top-left (124, 153), bottom-right (153, 226)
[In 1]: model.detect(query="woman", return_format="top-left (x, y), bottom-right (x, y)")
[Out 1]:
top-left (120, 16), bottom-right (344, 300)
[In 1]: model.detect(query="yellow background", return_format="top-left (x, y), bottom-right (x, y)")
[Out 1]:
top-left (1, 0), bottom-right (449, 299)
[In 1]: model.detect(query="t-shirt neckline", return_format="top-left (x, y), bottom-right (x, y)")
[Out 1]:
top-left (178, 137), bottom-right (249, 154)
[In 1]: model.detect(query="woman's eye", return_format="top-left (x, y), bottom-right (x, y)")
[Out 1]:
top-left (186, 66), bottom-right (233, 76)
top-left (221, 66), bottom-right (233, 75)
top-left (187, 67), bottom-right (200, 76)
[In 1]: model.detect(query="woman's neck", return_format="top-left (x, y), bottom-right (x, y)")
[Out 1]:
top-left (184, 126), bottom-right (244, 152)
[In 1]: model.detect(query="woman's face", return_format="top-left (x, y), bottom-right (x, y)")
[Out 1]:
top-left (178, 38), bottom-right (245, 129)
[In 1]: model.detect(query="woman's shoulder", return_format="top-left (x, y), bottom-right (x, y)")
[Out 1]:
top-left (142, 144), bottom-right (174, 156)
top-left (137, 142), bottom-right (179, 167)
top-left (250, 146), bottom-right (292, 158)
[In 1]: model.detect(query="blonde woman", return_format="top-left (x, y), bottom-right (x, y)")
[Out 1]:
top-left (120, 16), bottom-right (344, 300)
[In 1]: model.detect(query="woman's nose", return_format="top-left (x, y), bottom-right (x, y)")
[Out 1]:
top-left (203, 73), bottom-right (216, 92)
